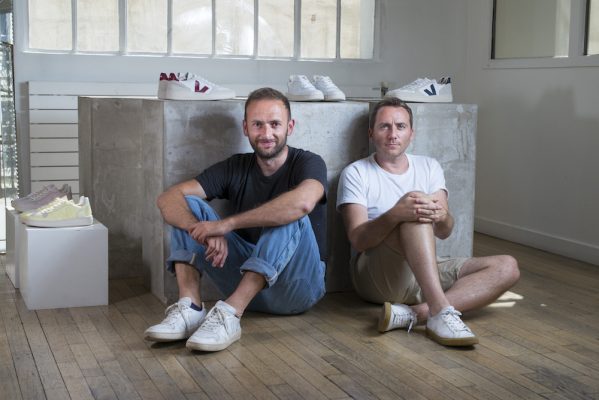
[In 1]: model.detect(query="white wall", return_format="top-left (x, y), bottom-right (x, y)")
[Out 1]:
top-left (13, 0), bottom-right (468, 193)
top-left (464, 1), bottom-right (599, 265)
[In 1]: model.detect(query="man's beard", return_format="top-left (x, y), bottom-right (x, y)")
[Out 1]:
top-left (252, 134), bottom-right (287, 160)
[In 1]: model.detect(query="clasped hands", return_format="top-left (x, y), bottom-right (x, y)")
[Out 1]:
top-left (395, 191), bottom-right (447, 224)
top-left (188, 220), bottom-right (233, 268)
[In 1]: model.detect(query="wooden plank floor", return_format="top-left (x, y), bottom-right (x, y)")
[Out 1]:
top-left (1, 233), bottom-right (598, 400)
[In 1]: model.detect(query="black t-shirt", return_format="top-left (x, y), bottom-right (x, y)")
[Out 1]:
top-left (196, 147), bottom-right (328, 261)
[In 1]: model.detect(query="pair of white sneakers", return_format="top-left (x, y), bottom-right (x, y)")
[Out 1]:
top-left (144, 298), bottom-right (241, 352)
top-left (286, 74), bottom-right (346, 102)
top-left (379, 302), bottom-right (478, 347)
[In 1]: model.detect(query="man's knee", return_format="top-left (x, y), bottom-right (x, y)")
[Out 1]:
top-left (493, 255), bottom-right (520, 288)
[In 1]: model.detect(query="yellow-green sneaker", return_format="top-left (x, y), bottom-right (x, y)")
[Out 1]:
top-left (20, 196), bottom-right (94, 228)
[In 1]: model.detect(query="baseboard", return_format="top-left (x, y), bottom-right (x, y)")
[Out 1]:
top-left (474, 216), bottom-right (599, 266)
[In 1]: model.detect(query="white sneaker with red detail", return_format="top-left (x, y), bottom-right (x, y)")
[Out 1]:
top-left (157, 72), bottom-right (235, 100)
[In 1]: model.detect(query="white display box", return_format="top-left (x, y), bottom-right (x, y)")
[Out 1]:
top-left (19, 220), bottom-right (108, 310)
top-left (5, 207), bottom-right (23, 288)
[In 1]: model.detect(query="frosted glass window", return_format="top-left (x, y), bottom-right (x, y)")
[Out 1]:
top-left (216, 0), bottom-right (254, 55)
top-left (77, 0), bottom-right (119, 52)
top-left (28, 0), bottom-right (72, 50)
top-left (340, 0), bottom-right (375, 59)
top-left (173, 0), bottom-right (212, 54)
top-left (127, 0), bottom-right (167, 53)
top-left (587, 0), bottom-right (599, 54)
top-left (301, 0), bottom-right (337, 59)
top-left (493, 0), bottom-right (570, 58)
top-left (258, 0), bottom-right (294, 57)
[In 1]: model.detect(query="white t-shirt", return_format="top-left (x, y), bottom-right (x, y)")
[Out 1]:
top-left (336, 153), bottom-right (447, 220)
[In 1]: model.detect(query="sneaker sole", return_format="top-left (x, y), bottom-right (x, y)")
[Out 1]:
top-left (425, 328), bottom-right (479, 347)
top-left (163, 85), bottom-right (235, 100)
top-left (378, 302), bottom-right (392, 333)
top-left (186, 330), bottom-right (241, 352)
top-left (286, 93), bottom-right (325, 101)
top-left (385, 93), bottom-right (453, 103)
top-left (21, 216), bottom-right (94, 228)
top-left (144, 332), bottom-right (189, 342)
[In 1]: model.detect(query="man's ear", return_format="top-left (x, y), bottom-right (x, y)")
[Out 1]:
top-left (242, 119), bottom-right (249, 137)
top-left (368, 128), bottom-right (373, 139)
top-left (287, 118), bottom-right (296, 136)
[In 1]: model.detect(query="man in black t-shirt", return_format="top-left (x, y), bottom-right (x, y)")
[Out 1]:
top-left (144, 88), bottom-right (327, 352)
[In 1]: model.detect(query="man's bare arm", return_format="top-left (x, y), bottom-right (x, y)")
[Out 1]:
top-left (189, 178), bottom-right (325, 244)
top-left (156, 179), bottom-right (207, 230)
top-left (340, 191), bottom-right (442, 252)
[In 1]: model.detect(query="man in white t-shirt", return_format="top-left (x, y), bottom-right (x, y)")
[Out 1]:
top-left (336, 98), bottom-right (520, 347)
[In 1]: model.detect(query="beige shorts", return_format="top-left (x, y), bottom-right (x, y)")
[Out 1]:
top-left (350, 241), bottom-right (468, 305)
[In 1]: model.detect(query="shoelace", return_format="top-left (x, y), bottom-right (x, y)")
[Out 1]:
top-left (39, 199), bottom-right (74, 215)
top-left (440, 308), bottom-right (471, 333)
top-left (200, 307), bottom-right (228, 332)
top-left (24, 186), bottom-right (53, 201)
top-left (315, 76), bottom-right (337, 89)
top-left (392, 311), bottom-right (416, 333)
top-left (401, 78), bottom-right (430, 90)
top-left (163, 302), bottom-right (188, 326)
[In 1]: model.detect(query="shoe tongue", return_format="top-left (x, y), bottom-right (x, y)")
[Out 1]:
top-left (178, 297), bottom-right (193, 307)
top-left (215, 300), bottom-right (237, 315)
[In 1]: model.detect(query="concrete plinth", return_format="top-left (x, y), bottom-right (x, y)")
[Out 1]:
top-left (79, 97), bottom-right (476, 304)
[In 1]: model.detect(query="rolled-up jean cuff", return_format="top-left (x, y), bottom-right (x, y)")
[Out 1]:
top-left (240, 256), bottom-right (277, 287)
top-left (166, 249), bottom-right (198, 273)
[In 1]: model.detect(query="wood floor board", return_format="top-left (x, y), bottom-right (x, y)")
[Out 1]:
top-left (2, 232), bottom-right (598, 400)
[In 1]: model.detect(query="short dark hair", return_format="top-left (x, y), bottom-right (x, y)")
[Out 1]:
top-left (245, 87), bottom-right (291, 121)
top-left (369, 97), bottom-right (413, 130)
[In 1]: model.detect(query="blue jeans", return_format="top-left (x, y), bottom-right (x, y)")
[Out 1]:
top-left (166, 196), bottom-right (326, 315)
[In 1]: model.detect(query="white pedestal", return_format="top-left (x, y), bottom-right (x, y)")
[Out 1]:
top-left (5, 207), bottom-right (22, 288)
top-left (19, 220), bottom-right (108, 310)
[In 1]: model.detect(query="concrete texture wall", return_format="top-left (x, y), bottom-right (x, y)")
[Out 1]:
top-left (79, 98), bottom-right (476, 304)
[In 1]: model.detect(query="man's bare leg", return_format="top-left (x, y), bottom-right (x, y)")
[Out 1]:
top-left (225, 271), bottom-right (266, 316)
top-left (175, 262), bottom-right (202, 305)
top-left (411, 255), bottom-right (520, 322)
top-left (389, 222), bottom-right (451, 316)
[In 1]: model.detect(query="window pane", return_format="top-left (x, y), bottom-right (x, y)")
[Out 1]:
top-left (127, 0), bottom-right (167, 53)
top-left (588, 0), bottom-right (599, 55)
top-left (215, 0), bottom-right (254, 56)
top-left (77, 0), bottom-right (119, 52)
top-left (340, 0), bottom-right (374, 59)
top-left (28, 0), bottom-right (72, 50)
top-left (173, 0), bottom-right (212, 54)
top-left (258, 0), bottom-right (294, 57)
top-left (493, 0), bottom-right (570, 59)
top-left (301, 0), bottom-right (337, 58)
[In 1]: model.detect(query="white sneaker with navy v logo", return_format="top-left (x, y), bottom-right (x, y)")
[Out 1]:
top-left (386, 77), bottom-right (453, 102)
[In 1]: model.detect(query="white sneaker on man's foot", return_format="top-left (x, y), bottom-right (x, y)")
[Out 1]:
top-left (426, 306), bottom-right (478, 346)
top-left (378, 302), bottom-right (417, 333)
top-left (144, 298), bottom-right (206, 342)
top-left (186, 300), bottom-right (241, 352)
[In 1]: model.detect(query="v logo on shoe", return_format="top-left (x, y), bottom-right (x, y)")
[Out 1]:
top-left (194, 81), bottom-right (210, 93)
top-left (424, 84), bottom-right (437, 96)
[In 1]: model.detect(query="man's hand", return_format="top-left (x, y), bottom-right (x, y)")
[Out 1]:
top-left (188, 220), bottom-right (233, 244)
top-left (204, 236), bottom-right (228, 268)
top-left (188, 220), bottom-right (232, 268)
top-left (393, 191), bottom-right (443, 223)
